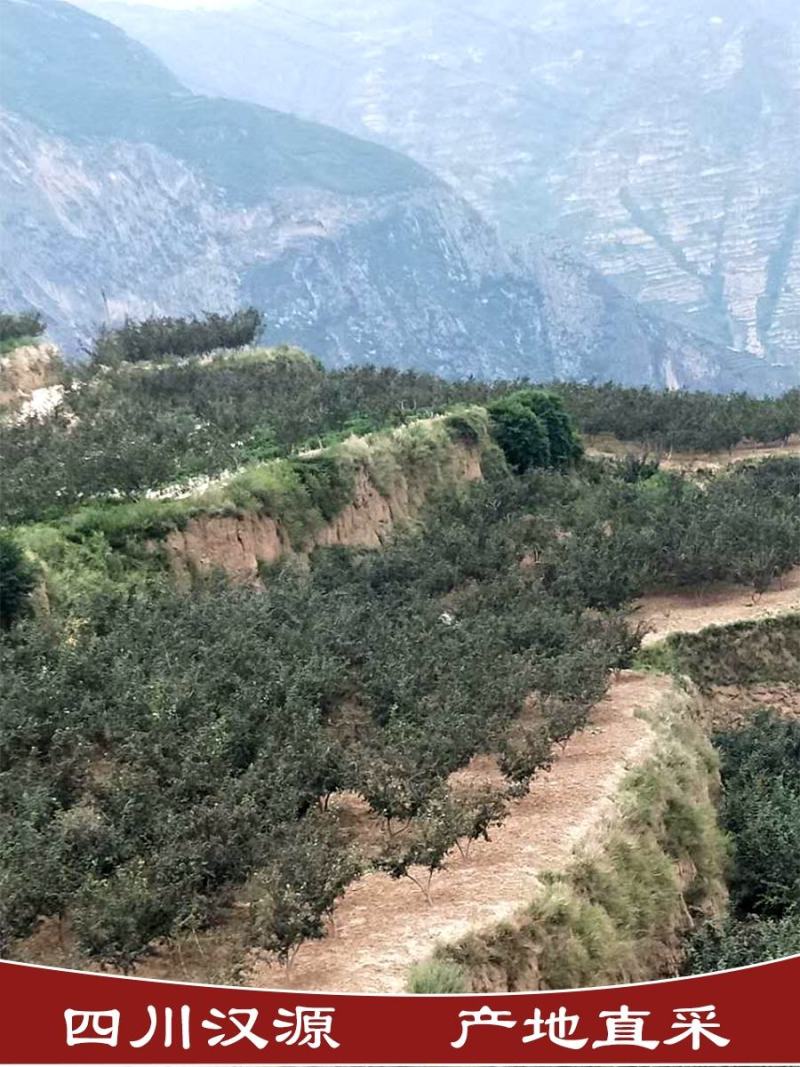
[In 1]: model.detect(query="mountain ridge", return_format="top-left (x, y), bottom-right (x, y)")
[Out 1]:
top-left (86, 0), bottom-right (800, 379)
top-left (0, 0), bottom-right (789, 392)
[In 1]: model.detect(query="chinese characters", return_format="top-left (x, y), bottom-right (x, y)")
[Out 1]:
top-left (65, 1005), bottom-right (338, 1052)
top-left (452, 1003), bottom-right (730, 1052)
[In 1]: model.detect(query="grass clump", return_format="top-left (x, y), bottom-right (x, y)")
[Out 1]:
top-left (0, 310), bottom-right (45, 347)
top-left (227, 449), bottom-right (365, 540)
top-left (227, 459), bottom-right (321, 542)
top-left (407, 960), bottom-right (467, 994)
top-left (0, 335), bottom-right (39, 356)
top-left (63, 498), bottom-right (197, 546)
top-left (291, 454), bottom-right (356, 523)
top-left (443, 406), bottom-right (490, 446)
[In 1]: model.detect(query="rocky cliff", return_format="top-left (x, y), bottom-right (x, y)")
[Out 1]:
top-left (96, 0), bottom-right (800, 381)
top-left (0, 0), bottom-right (780, 391)
top-left (0, 341), bottom-right (60, 407)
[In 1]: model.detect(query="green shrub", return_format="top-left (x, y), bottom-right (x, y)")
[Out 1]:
top-left (407, 960), bottom-right (467, 993)
top-left (685, 909), bottom-right (800, 973)
top-left (0, 531), bottom-right (37, 628)
top-left (58, 498), bottom-right (201, 551)
top-left (72, 862), bottom-right (176, 972)
top-left (0, 310), bottom-right (45, 345)
top-left (489, 394), bottom-right (551, 471)
top-left (715, 712), bottom-right (800, 918)
top-left (488, 389), bottom-right (582, 471)
top-left (227, 459), bottom-right (334, 541)
top-left (685, 711), bottom-right (800, 973)
top-left (443, 407), bottom-right (488, 446)
top-left (290, 454), bottom-right (355, 523)
top-left (516, 389), bottom-right (584, 465)
top-left (90, 308), bottom-right (262, 365)
top-left (249, 816), bottom-right (361, 968)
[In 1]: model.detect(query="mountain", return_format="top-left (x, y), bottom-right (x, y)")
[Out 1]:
top-left (0, 0), bottom-right (784, 391)
top-left (85, 0), bottom-right (800, 382)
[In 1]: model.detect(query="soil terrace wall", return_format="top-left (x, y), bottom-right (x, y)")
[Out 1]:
top-left (163, 434), bottom-right (485, 582)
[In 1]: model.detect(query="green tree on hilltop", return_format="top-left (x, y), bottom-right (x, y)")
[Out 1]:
top-left (90, 308), bottom-right (263, 366)
top-left (489, 393), bottom-right (550, 471)
top-left (0, 310), bottom-right (45, 346)
top-left (488, 388), bottom-right (582, 471)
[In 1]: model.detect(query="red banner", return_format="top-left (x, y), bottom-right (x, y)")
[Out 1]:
top-left (1, 955), bottom-right (798, 1065)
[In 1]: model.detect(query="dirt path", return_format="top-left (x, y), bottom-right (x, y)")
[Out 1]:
top-left (250, 567), bottom-right (800, 993)
top-left (586, 435), bottom-right (800, 471)
top-left (251, 672), bottom-right (671, 993)
top-left (637, 566), bottom-right (800, 646)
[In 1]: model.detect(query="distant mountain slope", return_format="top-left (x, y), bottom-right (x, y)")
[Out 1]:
top-left (0, 0), bottom-right (429, 200)
top-left (0, 0), bottom-right (785, 391)
top-left (89, 0), bottom-right (800, 381)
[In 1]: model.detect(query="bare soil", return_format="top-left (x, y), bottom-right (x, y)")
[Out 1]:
top-left (637, 566), bottom-right (800, 646)
top-left (250, 672), bottom-right (671, 993)
top-left (700, 683), bottom-right (800, 731)
top-left (586, 434), bottom-right (800, 471)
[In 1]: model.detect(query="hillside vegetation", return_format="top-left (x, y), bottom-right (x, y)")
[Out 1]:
top-left (4, 456), bottom-right (799, 970)
top-left (643, 615), bottom-right (800, 691)
top-left (685, 707), bottom-right (800, 974)
top-left (89, 309), bottom-right (263, 366)
top-left (1, 427), bottom-right (616, 968)
top-left (0, 310), bottom-right (45, 355)
top-left (3, 332), bottom-right (798, 525)
top-left (2, 323), bottom-right (799, 983)
top-left (554, 381), bottom-right (800, 454)
top-left (633, 614), bottom-right (800, 974)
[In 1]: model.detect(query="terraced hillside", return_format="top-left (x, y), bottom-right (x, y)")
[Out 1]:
top-left (250, 582), bottom-right (799, 993)
top-left (2, 345), bottom-right (798, 991)
top-left (92, 0), bottom-right (800, 381)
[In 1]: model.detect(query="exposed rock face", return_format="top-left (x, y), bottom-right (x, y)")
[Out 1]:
top-left (0, 112), bottom-right (239, 347)
top-left (164, 440), bottom-right (483, 581)
top-left (0, 0), bottom-right (781, 391)
top-left (0, 83), bottom-right (553, 377)
top-left (97, 0), bottom-right (800, 380)
top-left (0, 342), bottom-right (61, 407)
top-left (524, 242), bottom-right (779, 390)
